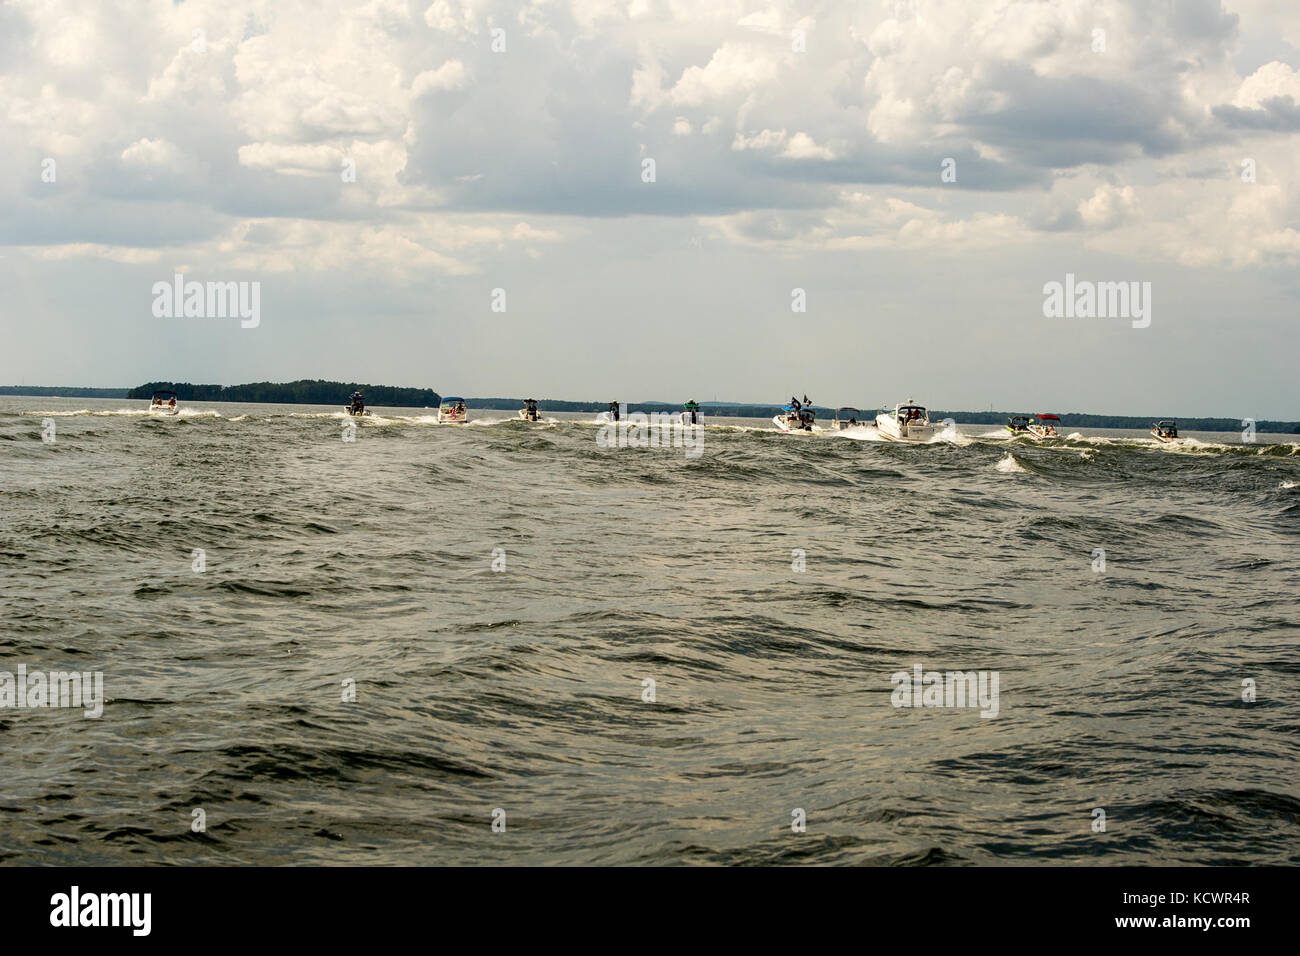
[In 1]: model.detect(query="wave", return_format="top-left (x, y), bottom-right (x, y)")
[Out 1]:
top-left (994, 452), bottom-right (1029, 474)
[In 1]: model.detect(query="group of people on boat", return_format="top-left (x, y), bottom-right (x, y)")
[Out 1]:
top-left (151, 395), bottom-right (177, 409)
top-left (521, 398), bottom-right (540, 421)
top-left (780, 395), bottom-right (816, 431)
top-left (348, 391), bottom-right (365, 415)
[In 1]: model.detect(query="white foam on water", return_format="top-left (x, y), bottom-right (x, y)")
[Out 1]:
top-left (930, 422), bottom-right (973, 446)
top-left (994, 452), bottom-right (1028, 474)
top-left (832, 426), bottom-right (888, 442)
top-left (1281, 480), bottom-right (1298, 489)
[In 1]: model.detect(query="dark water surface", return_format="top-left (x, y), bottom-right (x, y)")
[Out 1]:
top-left (2, 398), bottom-right (1299, 865)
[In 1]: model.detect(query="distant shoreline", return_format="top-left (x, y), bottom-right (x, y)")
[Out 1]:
top-left (2, 386), bottom-right (1296, 434)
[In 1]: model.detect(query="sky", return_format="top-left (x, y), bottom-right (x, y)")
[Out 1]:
top-left (3, 0), bottom-right (1300, 417)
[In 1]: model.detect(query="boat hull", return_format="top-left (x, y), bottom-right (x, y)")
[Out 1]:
top-left (773, 415), bottom-right (812, 433)
top-left (875, 413), bottom-right (941, 442)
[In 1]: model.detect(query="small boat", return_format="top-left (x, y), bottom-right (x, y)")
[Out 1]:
top-left (1151, 420), bottom-right (1180, 443)
top-left (680, 400), bottom-right (704, 426)
top-left (1029, 413), bottom-right (1062, 439)
top-left (519, 398), bottom-right (541, 422)
top-left (595, 401), bottom-right (621, 425)
top-left (439, 397), bottom-right (469, 424)
top-left (346, 391), bottom-right (369, 416)
top-left (830, 407), bottom-right (871, 431)
top-left (875, 400), bottom-right (942, 442)
top-left (774, 396), bottom-right (815, 433)
top-left (1006, 414), bottom-right (1034, 437)
top-left (148, 390), bottom-right (179, 416)
top-left (1006, 413), bottom-right (1060, 440)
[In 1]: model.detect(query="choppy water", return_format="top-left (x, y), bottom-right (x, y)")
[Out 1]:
top-left (2, 397), bottom-right (1299, 865)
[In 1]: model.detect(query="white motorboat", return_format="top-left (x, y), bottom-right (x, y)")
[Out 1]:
top-left (148, 390), bottom-right (179, 416)
top-left (519, 399), bottom-right (541, 422)
top-left (346, 391), bottom-right (369, 417)
top-left (875, 401), bottom-right (942, 442)
top-left (680, 401), bottom-right (704, 426)
top-left (1151, 420), bottom-right (1180, 443)
top-left (438, 396), bottom-right (469, 424)
top-left (773, 402), bottom-right (815, 433)
top-left (829, 407), bottom-right (871, 431)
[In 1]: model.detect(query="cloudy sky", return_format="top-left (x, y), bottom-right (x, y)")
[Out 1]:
top-left (4, 0), bottom-right (1300, 416)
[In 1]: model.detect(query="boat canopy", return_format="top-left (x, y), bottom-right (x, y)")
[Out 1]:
top-left (441, 396), bottom-right (465, 404)
top-left (1037, 414), bottom-right (1061, 421)
top-left (150, 390), bottom-right (178, 400)
top-left (838, 407), bottom-right (860, 414)
top-left (683, 400), bottom-right (700, 409)
top-left (1155, 419), bottom-right (1176, 427)
top-left (894, 404), bottom-right (926, 415)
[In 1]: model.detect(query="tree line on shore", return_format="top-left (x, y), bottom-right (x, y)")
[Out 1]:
top-left (125, 380), bottom-right (442, 407)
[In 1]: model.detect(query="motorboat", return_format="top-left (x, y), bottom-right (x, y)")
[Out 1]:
top-left (1029, 413), bottom-right (1061, 439)
top-left (680, 400), bottom-right (704, 426)
top-left (1006, 414), bottom-right (1034, 437)
top-left (1151, 420), bottom-right (1180, 443)
top-left (346, 391), bottom-right (368, 416)
top-left (148, 390), bottom-right (179, 416)
top-left (439, 397), bottom-right (469, 424)
top-left (830, 407), bottom-right (871, 431)
top-left (1006, 413), bottom-right (1060, 440)
top-left (595, 401), bottom-right (621, 424)
top-left (519, 398), bottom-right (541, 422)
top-left (773, 396), bottom-right (815, 432)
top-left (875, 400), bottom-right (942, 442)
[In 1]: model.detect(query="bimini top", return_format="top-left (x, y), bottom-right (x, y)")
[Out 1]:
top-left (892, 403), bottom-right (927, 414)
top-left (838, 407), bottom-right (860, 414)
top-left (150, 390), bottom-right (178, 400)
top-left (683, 400), bottom-right (700, 409)
top-left (441, 396), bottom-right (465, 404)
top-left (1037, 413), bottom-right (1061, 421)
top-left (1155, 419), bottom-right (1177, 427)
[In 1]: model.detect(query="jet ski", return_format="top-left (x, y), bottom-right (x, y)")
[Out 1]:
top-left (519, 398), bottom-right (541, 422)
